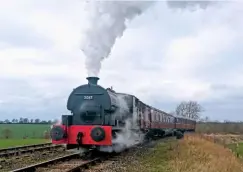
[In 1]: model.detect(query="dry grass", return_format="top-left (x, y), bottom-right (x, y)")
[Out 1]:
top-left (200, 133), bottom-right (243, 145)
top-left (196, 122), bottom-right (243, 134)
top-left (127, 134), bottom-right (243, 172)
top-left (168, 134), bottom-right (243, 172)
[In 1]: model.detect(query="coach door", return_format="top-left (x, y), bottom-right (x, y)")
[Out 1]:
top-left (148, 107), bottom-right (152, 128)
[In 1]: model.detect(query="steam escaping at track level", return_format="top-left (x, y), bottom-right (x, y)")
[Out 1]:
top-left (99, 94), bottom-right (144, 153)
top-left (81, 0), bottom-right (216, 77)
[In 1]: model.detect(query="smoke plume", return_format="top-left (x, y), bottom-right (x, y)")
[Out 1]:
top-left (166, 1), bottom-right (215, 10)
top-left (81, 1), bottom-right (154, 77)
top-left (80, 1), bottom-right (217, 76)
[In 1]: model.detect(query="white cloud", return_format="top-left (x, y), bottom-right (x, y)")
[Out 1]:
top-left (0, 1), bottom-right (243, 120)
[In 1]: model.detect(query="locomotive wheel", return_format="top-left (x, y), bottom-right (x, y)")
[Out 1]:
top-left (50, 126), bottom-right (65, 141)
top-left (90, 127), bottom-right (106, 142)
top-left (175, 131), bottom-right (184, 139)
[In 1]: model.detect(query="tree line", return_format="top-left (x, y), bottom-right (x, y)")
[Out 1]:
top-left (0, 118), bottom-right (59, 124)
top-left (1, 100), bottom-right (238, 124)
top-left (1, 100), bottom-right (203, 124)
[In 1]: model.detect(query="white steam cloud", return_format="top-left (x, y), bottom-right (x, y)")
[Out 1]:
top-left (99, 94), bottom-right (144, 153)
top-left (81, 1), bottom-right (154, 77)
top-left (81, 0), bottom-right (216, 77)
top-left (111, 95), bottom-right (143, 152)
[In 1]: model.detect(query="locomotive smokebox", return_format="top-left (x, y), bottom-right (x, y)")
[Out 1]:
top-left (87, 77), bottom-right (99, 85)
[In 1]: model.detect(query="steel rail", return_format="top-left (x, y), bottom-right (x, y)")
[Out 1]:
top-left (0, 143), bottom-right (52, 153)
top-left (11, 153), bottom-right (80, 172)
top-left (11, 136), bottom-right (175, 172)
top-left (0, 144), bottom-right (63, 158)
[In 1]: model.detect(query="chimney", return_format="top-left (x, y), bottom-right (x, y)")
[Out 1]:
top-left (86, 77), bottom-right (99, 85)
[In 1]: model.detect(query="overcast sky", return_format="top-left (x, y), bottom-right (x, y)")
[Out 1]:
top-left (0, 0), bottom-right (242, 121)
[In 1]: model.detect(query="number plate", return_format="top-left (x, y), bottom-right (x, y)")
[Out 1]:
top-left (84, 96), bottom-right (93, 100)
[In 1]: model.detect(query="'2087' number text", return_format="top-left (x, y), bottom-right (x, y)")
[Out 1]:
top-left (84, 96), bottom-right (93, 100)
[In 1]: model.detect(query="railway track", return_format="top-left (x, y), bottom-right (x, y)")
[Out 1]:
top-left (0, 143), bottom-right (63, 158)
top-left (11, 152), bottom-right (106, 172)
top-left (9, 137), bottom-right (175, 172)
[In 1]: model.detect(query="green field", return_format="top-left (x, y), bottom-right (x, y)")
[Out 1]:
top-left (0, 124), bottom-right (51, 139)
top-left (0, 124), bottom-right (52, 148)
top-left (228, 142), bottom-right (243, 158)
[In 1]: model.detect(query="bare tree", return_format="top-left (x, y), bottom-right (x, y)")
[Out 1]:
top-left (175, 101), bottom-right (204, 120)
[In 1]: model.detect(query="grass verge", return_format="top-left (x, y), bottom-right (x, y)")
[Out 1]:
top-left (127, 134), bottom-right (243, 172)
top-left (0, 139), bottom-right (50, 148)
top-left (228, 142), bottom-right (243, 158)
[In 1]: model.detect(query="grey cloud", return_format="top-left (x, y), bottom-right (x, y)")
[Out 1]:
top-left (0, 77), bottom-right (71, 120)
top-left (0, 20), bottom-right (53, 49)
top-left (166, 1), bottom-right (216, 10)
top-left (1, 0), bottom-right (243, 122)
top-left (202, 100), bottom-right (243, 121)
top-left (149, 96), bottom-right (243, 121)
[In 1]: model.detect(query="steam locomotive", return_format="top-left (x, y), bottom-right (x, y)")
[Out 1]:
top-left (51, 77), bottom-right (196, 150)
